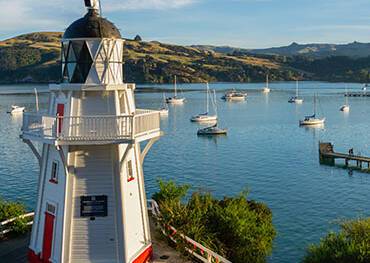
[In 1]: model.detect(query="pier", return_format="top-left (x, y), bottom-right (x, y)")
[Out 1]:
top-left (319, 142), bottom-right (370, 170)
top-left (345, 92), bottom-right (370, 97)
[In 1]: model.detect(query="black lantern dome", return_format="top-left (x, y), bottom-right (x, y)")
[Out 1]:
top-left (63, 9), bottom-right (121, 39)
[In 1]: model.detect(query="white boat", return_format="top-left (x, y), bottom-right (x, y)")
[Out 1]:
top-left (289, 80), bottom-right (304, 104)
top-left (159, 93), bottom-right (169, 116)
top-left (197, 123), bottom-right (227, 136)
top-left (262, 75), bottom-right (271, 93)
top-left (299, 115), bottom-right (326, 126)
top-left (166, 75), bottom-right (185, 104)
top-left (7, 105), bottom-right (25, 114)
top-left (300, 94), bottom-right (325, 126)
top-left (340, 88), bottom-right (350, 112)
top-left (221, 90), bottom-right (247, 101)
top-left (340, 105), bottom-right (350, 112)
top-left (191, 83), bottom-right (218, 123)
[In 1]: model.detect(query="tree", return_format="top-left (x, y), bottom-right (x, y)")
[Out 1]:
top-left (152, 180), bottom-right (276, 263)
top-left (303, 218), bottom-right (370, 263)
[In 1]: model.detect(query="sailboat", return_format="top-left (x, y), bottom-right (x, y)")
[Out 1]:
top-left (340, 88), bottom-right (350, 112)
top-left (262, 75), bottom-right (271, 93)
top-left (289, 80), bottom-right (304, 104)
top-left (166, 75), bottom-right (185, 104)
top-left (197, 122), bottom-right (227, 136)
top-left (300, 94), bottom-right (325, 126)
top-left (159, 93), bottom-right (169, 116)
top-left (191, 83), bottom-right (218, 122)
top-left (197, 90), bottom-right (227, 135)
top-left (7, 105), bottom-right (25, 114)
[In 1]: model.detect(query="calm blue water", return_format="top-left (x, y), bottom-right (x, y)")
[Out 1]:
top-left (0, 82), bottom-right (369, 262)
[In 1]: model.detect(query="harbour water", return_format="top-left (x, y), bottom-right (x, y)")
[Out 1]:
top-left (0, 82), bottom-right (369, 262)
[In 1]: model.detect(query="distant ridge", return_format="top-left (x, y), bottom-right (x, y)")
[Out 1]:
top-left (193, 41), bottom-right (370, 58)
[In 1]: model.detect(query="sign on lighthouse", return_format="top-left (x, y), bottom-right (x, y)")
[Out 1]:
top-left (22, 1), bottom-right (161, 262)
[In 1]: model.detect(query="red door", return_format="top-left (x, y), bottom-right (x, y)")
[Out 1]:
top-left (56, 104), bottom-right (65, 134)
top-left (42, 212), bottom-right (55, 262)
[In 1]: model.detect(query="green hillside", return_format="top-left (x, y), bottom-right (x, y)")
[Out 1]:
top-left (0, 32), bottom-right (370, 84)
top-left (0, 32), bottom-right (300, 84)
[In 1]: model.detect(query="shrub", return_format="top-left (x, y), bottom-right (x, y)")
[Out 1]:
top-left (303, 218), bottom-right (370, 263)
top-left (0, 199), bottom-right (29, 235)
top-left (152, 180), bottom-right (276, 263)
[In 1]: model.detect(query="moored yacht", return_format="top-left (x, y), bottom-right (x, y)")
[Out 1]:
top-left (7, 105), bottom-right (25, 114)
top-left (191, 83), bottom-right (218, 122)
top-left (289, 80), bottom-right (303, 104)
top-left (197, 122), bottom-right (227, 136)
top-left (222, 90), bottom-right (247, 101)
top-left (300, 94), bottom-right (325, 126)
top-left (166, 75), bottom-right (185, 104)
top-left (340, 88), bottom-right (350, 112)
top-left (262, 74), bottom-right (271, 93)
top-left (159, 93), bottom-right (169, 116)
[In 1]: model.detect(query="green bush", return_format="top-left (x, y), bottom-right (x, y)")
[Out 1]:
top-left (303, 218), bottom-right (370, 263)
top-left (0, 199), bottom-right (29, 235)
top-left (152, 180), bottom-right (276, 263)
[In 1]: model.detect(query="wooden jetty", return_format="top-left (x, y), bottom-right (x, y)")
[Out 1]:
top-left (345, 92), bottom-right (370, 97)
top-left (319, 142), bottom-right (370, 170)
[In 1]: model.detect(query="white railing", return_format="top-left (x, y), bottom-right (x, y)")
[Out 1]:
top-left (22, 110), bottom-right (160, 143)
top-left (22, 114), bottom-right (57, 140)
top-left (0, 212), bottom-right (34, 236)
top-left (147, 200), bottom-right (232, 263)
top-left (2, 203), bottom-right (230, 263)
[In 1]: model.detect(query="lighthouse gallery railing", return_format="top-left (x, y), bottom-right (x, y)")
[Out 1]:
top-left (22, 109), bottom-right (160, 142)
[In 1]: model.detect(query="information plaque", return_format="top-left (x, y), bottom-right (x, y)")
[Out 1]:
top-left (80, 195), bottom-right (108, 217)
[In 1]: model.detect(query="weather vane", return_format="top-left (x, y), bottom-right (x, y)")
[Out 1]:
top-left (84, 0), bottom-right (102, 15)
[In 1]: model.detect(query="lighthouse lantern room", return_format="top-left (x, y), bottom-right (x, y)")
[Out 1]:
top-left (22, 1), bottom-right (161, 262)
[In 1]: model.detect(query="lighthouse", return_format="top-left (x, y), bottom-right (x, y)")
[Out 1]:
top-left (22, 1), bottom-right (161, 262)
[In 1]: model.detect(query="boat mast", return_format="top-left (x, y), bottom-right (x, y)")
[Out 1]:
top-left (213, 89), bottom-right (218, 116)
top-left (314, 93), bottom-right (317, 116)
top-left (174, 75), bottom-right (177, 97)
top-left (296, 80), bottom-right (299, 97)
top-left (266, 74), bottom-right (269, 89)
top-left (34, 88), bottom-right (39, 112)
top-left (206, 83), bottom-right (210, 113)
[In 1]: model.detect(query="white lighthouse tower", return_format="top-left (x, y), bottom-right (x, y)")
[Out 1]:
top-left (22, 1), bottom-right (161, 262)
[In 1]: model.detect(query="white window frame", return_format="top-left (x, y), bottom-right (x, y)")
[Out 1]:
top-left (50, 161), bottom-right (59, 184)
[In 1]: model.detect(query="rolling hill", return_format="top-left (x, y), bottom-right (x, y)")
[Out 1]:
top-left (0, 32), bottom-right (301, 84)
top-left (0, 32), bottom-right (370, 84)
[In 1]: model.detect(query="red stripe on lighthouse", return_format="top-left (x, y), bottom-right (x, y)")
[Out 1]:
top-left (132, 245), bottom-right (153, 263)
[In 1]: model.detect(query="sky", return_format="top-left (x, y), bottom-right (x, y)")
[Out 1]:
top-left (1, 0), bottom-right (370, 48)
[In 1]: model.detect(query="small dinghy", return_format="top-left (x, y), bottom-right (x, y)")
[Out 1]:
top-left (197, 123), bottom-right (227, 136)
top-left (7, 105), bottom-right (25, 114)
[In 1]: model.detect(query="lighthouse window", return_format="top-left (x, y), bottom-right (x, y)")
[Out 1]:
top-left (127, 160), bottom-right (135, 182)
top-left (50, 161), bottom-right (59, 184)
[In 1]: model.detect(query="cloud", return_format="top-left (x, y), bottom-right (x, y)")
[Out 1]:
top-left (104, 0), bottom-right (197, 11)
top-left (0, 0), bottom-right (198, 37)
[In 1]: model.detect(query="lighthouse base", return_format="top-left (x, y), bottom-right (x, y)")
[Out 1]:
top-left (27, 246), bottom-right (153, 263)
top-left (27, 249), bottom-right (43, 263)
top-left (133, 245), bottom-right (153, 263)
